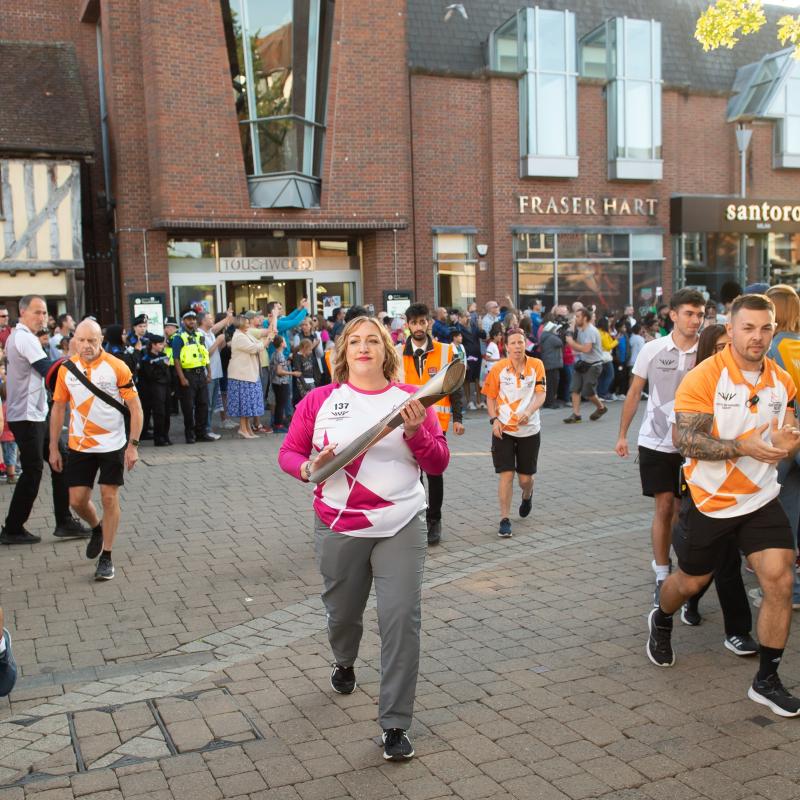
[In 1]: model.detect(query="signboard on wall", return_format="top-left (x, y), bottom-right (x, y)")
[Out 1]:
top-left (218, 257), bottom-right (314, 273)
top-left (383, 290), bottom-right (414, 318)
top-left (128, 293), bottom-right (165, 336)
top-left (671, 195), bottom-right (800, 234)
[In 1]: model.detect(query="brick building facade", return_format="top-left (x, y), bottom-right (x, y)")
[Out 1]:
top-left (2, 0), bottom-right (798, 324)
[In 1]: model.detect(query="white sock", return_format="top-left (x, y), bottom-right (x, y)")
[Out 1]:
top-left (0, 635), bottom-right (6, 655)
top-left (652, 560), bottom-right (670, 582)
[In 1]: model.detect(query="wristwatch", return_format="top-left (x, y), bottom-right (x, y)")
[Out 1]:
top-left (129, 439), bottom-right (140, 447)
top-left (489, 417), bottom-right (498, 425)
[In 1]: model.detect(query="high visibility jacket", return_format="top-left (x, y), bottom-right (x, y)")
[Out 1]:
top-left (397, 339), bottom-right (453, 432)
top-left (177, 331), bottom-right (209, 369)
top-left (324, 348), bottom-right (334, 378)
top-left (164, 344), bottom-right (174, 367)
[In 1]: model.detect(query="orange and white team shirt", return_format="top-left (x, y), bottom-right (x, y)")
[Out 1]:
top-left (674, 344), bottom-right (796, 519)
top-left (482, 356), bottom-right (546, 437)
top-left (53, 352), bottom-right (138, 453)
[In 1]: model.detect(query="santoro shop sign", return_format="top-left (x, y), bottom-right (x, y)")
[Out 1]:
top-left (671, 195), bottom-right (800, 234)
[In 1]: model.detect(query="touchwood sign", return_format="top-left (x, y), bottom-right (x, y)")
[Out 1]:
top-left (218, 257), bottom-right (314, 273)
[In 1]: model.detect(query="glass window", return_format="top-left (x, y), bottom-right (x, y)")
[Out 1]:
top-left (167, 240), bottom-right (216, 258)
top-left (518, 262), bottom-right (555, 311)
top-left (557, 261), bottom-right (629, 312)
top-left (515, 233), bottom-right (555, 259)
top-left (175, 285), bottom-right (217, 317)
top-left (435, 234), bottom-right (475, 309)
top-left (630, 233), bottom-right (663, 260)
top-left (490, 14), bottom-right (520, 72)
top-left (221, 0), bottom-right (334, 179)
top-left (579, 24), bottom-right (607, 79)
top-left (437, 263), bottom-right (476, 310)
top-left (583, 18), bottom-right (662, 173)
top-left (684, 233), bottom-right (740, 302)
top-left (768, 233), bottom-right (800, 290)
top-left (514, 232), bottom-right (665, 311)
top-left (632, 260), bottom-right (662, 315)
top-left (315, 281), bottom-right (355, 317)
top-left (500, 7), bottom-right (576, 176)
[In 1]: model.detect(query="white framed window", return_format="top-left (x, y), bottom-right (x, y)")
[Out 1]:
top-left (434, 233), bottom-right (476, 310)
top-left (520, 8), bottom-right (578, 177)
top-left (767, 62), bottom-right (800, 168)
top-left (490, 8), bottom-right (578, 178)
top-left (581, 18), bottom-right (663, 181)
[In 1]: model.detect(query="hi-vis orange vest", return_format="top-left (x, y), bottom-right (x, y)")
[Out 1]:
top-left (324, 348), bottom-right (334, 377)
top-left (397, 340), bottom-right (453, 432)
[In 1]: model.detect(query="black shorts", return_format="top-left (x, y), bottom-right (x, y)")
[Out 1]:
top-left (672, 494), bottom-right (794, 576)
top-left (491, 432), bottom-right (540, 475)
top-left (638, 446), bottom-right (683, 498)
top-left (465, 358), bottom-right (481, 382)
top-left (65, 447), bottom-right (126, 488)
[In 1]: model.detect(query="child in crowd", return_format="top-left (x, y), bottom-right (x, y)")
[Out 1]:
top-left (0, 365), bottom-right (18, 484)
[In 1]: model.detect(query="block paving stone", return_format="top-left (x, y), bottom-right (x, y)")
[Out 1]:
top-left (2, 408), bottom-right (800, 798)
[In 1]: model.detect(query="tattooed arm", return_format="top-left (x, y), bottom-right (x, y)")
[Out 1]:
top-left (676, 412), bottom-right (789, 463)
top-left (675, 412), bottom-right (741, 460)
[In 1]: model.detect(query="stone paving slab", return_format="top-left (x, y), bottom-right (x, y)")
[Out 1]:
top-left (1, 404), bottom-right (800, 799)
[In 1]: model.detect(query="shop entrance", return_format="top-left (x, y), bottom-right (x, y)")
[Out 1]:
top-left (225, 279), bottom-right (310, 315)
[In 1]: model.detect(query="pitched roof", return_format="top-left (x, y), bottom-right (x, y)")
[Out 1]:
top-left (407, 0), bottom-right (793, 95)
top-left (0, 41), bottom-right (94, 157)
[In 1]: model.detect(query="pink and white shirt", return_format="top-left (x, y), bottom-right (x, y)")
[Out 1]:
top-left (279, 382), bottom-right (449, 537)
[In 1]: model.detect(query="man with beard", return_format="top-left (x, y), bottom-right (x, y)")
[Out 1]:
top-left (397, 303), bottom-right (464, 546)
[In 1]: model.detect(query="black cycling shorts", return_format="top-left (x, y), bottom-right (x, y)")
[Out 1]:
top-left (638, 446), bottom-right (683, 498)
top-left (65, 447), bottom-right (126, 488)
top-left (491, 432), bottom-right (540, 475)
top-left (672, 494), bottom-right (794, 576)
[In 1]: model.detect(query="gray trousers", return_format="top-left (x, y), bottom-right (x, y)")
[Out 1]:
top-left (314, 512), bottom-right (427, 730)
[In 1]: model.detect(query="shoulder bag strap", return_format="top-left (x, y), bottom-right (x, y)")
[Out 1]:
top-left (62, 360), bottom-right (130, 421)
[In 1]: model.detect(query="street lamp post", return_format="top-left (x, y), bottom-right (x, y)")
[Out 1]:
top-left (735, 124), bottom-right (753, 286)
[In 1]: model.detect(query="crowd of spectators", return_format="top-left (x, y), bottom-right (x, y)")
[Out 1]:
top-left (0, 288), bottom-right (745, 485)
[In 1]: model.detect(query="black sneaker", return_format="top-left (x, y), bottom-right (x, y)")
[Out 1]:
top-left (427, 519), bottom-right (442, 546)
top-left (498, 518), bottom-right (512, 538)
top-left (330, 663), bottom-right (356, 694)
top-left (724, 633), bottom-right (758, 656)
top-left (519, 494), bottom-right (532, 518)
top-left (0, 527), bottom-right (41, 545)
top-left (0, 627), bottom-right (18, 698)
top-left (646, 608), bottom-right (675, 667)
top-left (94, 555), bottom-right (115, 581)
top-left (681, 602), bottom-right (701, 626)
top-left (748, 673), bottom-right (800, 717)
top-left (563, 414), bottom-right (582, 424)
top-left (382, 728), bottom-right (414, 761)
top-left (53, 517), bottom-right (91, 538)
top-left (85, 527), bottom-right (104, 560)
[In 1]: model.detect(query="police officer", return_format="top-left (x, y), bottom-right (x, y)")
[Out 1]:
top-left (138, 334), bottom-right (172, 447)
top-left (163, 316), bottom-right (179, 415)
top-left (171, 310), bottom-right (215, 444)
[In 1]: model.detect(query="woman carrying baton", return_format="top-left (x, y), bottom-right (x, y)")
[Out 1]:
top-left (278, 315), bottom-right (449, 761)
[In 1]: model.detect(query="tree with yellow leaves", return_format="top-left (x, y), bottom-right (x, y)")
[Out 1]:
top-left (695, 0), bottom-right (800, 55)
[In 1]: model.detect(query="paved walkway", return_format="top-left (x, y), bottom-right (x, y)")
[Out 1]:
top-left (1, 401), bottom-right (798, 800)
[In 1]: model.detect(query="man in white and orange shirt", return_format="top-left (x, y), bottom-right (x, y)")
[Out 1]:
top-left (482, 327), bottom-right (546, 539)
top-left (48, 319), bottom-right (143, 581)
top-left (647, 294), bottom-right (800, 717)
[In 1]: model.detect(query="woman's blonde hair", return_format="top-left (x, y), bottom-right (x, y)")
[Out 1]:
top-left (766, 284), bottom-right (800, 333)
top-left (333, 316), bottom-right (400, 384)
top-left (234, 314), bottom-right (250, 330)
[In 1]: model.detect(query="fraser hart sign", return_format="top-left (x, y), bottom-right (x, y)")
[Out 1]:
top-left (517, 195), bottom-right (658, 216)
